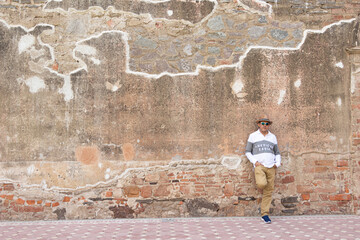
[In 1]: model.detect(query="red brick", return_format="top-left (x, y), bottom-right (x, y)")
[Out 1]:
top-left (224, 183), bottom-right (234, 197)
top-left (5, 195), bottom-right (14, 200)
top-left (301, 194), bottom-right (310, 201)
top-left (353, 139), bottom-right (360, 146)
top-left (315, 167), bottom-right (329, 173)
top-left (329, 194), bottom-right (352, 201)
top-left (3, 183), bottom-right (15, 191)
top-left (45, 202), bottom-right (51, 207)
top-left (63, 196), bottom-right (71, 202)
top-left (52, 202), bottom-right (60, 207)
top-left (140, 186), bottom-right (152, 198)
top-left (26, 200), bottom-right (35, 205)
top-left (282, 176), bottom-right (295, 184)
top-left (105, 191), bottom-right (113, 197)
top-left (314, 160), bottom-right (334, 166)
top-left (37, 200), bottom-right (43, 205)
top-left (337, 160), bottom-right (348, 167)
top-left (15, 198), bottom-right (25, 205)
top-left (24, 206), bottom-right (44, 213)
top-left (123, 186), bottom-right (140, 197)
top-left (297, 185), bottom-right (314, 193)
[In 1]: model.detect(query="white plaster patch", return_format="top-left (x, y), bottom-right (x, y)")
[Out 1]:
top-left (335, 61), bottom-right (344, 69)
top-left (75, 44), bottom-right (97, 56)
top-left (167, 10), bottom-right (173, 16)
top-left (337, 97), bottom-right (342, 106)
top-left (112, 85), bottom-right (119, 92)
top-left (18, 34), bottom-right (36, 54)
top-left (105, 174), bottom-right (110, 180)
top-left (294, 79), bottom-right (301, 88)
top-left (231, 79), bottom-right (244, 94)
top-left (98, 163), bottom-right (103, 169)
top-left (137, 139), bottom-right (140, 143)
top-left (106, 168), bottom-right (111, 173)
top-left (277, 89), bottom-right (286, 105)
top-left (221, 156), bottom-right (242, 169)
top-left (91, 57), bottom-right (101, 65)
top-left (58, 75), bottom-right (74, 102)
top-left (25, 76), bottom-right (46, 93)
top-left (27, 165), bottom-right (35, 175)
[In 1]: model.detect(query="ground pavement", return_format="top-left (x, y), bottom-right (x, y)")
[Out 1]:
top-left (0, 215), bottom-right (359, 240)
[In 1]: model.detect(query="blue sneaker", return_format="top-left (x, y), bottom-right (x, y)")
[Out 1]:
top-left (262, 215), bottom-right (271, 224)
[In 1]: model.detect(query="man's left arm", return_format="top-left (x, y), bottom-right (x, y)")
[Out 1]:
top-left (274, 144), bottom-right (281, 168)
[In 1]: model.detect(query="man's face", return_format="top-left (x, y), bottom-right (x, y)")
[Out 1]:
top-left (258, 121), bottom-right (271, 134)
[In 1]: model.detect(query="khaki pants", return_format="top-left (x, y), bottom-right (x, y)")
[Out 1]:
top-left (255, 165), bottom-right (276, 216)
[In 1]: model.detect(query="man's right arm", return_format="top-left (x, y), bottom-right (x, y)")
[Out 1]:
top-left (245, 140), bottom-right (257, 166)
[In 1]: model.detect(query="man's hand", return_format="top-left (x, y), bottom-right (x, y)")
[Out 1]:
top-left (255, 162), bottom-right (262, 167)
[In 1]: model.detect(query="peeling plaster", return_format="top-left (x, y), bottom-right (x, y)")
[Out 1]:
top-left (277, 89), bottom-right (286, 105)
top-left (25, 76), bottom-right (46, 93)
top-left (335, 61), bottom-right (344, 69)
top-left (294, 79), bottom-right (301, 88)
top-left (58, 75), bottom-right (74, 102)
top-left (18, 34), bottom-right (35, 54)
top-left (337, 97), bottom-right (342, 106)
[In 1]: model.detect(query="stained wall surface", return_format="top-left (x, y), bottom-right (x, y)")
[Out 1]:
top-left (0, 0), bottom-right (360, 220)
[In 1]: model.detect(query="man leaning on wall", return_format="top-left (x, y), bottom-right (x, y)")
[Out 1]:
top-left (245, 114), bottom-right (281, 224)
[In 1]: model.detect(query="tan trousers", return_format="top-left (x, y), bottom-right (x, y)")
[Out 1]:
top-left (255, 165), bottom-right (276, 216)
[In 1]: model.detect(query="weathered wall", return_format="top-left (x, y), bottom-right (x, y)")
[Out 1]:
top-left (0, 0), bottom-right (360, 220)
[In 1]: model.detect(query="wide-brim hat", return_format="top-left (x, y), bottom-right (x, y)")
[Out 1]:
top-left (256, 117), bottom-right (272, 124)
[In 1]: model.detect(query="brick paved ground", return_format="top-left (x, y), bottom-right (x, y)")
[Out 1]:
top-left (0, 215), bottom-right (359, 240)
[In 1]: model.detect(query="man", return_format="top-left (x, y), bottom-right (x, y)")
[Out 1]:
top-left (245, 115), bottom-right (281, 224)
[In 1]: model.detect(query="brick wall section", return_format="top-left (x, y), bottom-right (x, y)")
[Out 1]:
top-left (0, 157), bottom-right (356, 220)
top-left (349, 47), bottom-right (360, 215)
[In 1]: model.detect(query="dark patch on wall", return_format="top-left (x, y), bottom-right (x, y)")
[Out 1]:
top-left (109, 205), bottom-right (135, 218)
top-left (45, 0), bottom-right (215, 24)
top-left (185, 198), bottom-right (219, 217)
top-left (53, 208), bottom-right (66, 220)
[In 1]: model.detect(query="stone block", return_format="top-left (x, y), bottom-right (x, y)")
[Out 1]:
top-left (123, 186), bottom-right (140, 198)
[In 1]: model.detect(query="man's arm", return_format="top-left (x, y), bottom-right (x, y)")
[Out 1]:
top-left (274, 144), bottom-right (281, 167)
top-left (245, 141), bottom-right (258, 166)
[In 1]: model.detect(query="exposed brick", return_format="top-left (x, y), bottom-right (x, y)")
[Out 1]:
top-left (15, 198), bottom-right (25, 205)
top-left (45, 202), bottom-right (51, 207)
top-left (337, 160), bottom-right (348, 167)
top-left (24, 206), bottom-right (44, 212)
top-left (123, 186), bottom-right (140, 198)
top-left (105, 192), bottom-right (113, 198)
top-left (37, 200), bottom-right (43, 205)
top-left (282, 176), bottom-right (295, 184)
top-left (52, 202), bottom-right (60, 207)
top-left (140, 186), bottom-right (152, 198)
top-left (315, 167), bottom-right (329, 173)
top-left (224, 183), bottom-right (234, 197)
top-left (63, 196), bottom-right (71, 202)
top-left (319, 194), bottom-right (329, 201)
top-left (3, 183), bottom-right (14, 191)
top-left (26, 200), bottom-right (35, 205)
top-left (314, 160), bottom-right (334, 166)
top-left (329, 194), bottom-right (352, 201)
top-left (5, 195), bottom-right (14, 200)
top-left (301, 194), bottom-right (310, 201)
top-left (353, 139), bottom-right (360, 146)
top-left (297, 185), bottom-right (314, 193)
